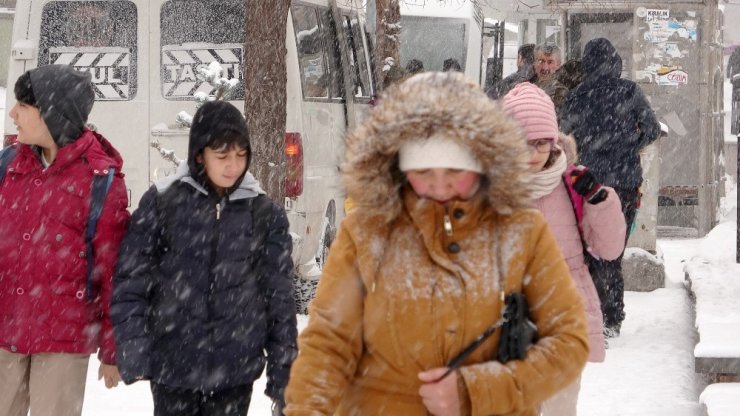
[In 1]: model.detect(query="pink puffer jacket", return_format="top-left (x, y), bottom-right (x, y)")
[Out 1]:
top-left (533, 181), bottom-right (625, 362)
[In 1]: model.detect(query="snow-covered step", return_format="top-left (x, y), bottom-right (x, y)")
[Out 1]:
top-left (684, 251), bottom-right (740, 375)
top-left (694, 323), bottom-right (740, 374)
top-left (700, 383), bottom-right (740, 416)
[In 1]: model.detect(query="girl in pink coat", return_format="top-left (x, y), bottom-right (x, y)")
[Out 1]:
top-left (502, 82), bottom-right (626, 415)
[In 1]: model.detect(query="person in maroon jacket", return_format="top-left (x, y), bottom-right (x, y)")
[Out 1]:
top-left (0, 65), bottom-right (130, 416)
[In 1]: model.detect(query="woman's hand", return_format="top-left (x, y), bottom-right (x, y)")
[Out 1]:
top-left (98, 363), bottom-right (121, 389)
top-left (418, 367), bottom-right (461, 416)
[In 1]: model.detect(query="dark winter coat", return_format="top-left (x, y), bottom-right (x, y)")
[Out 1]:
top-left (0, 130), bottom-right (130, 364)
top-left (559, 38), bottom-right (660, 189)
top-left (111, 164), bottom-right (297, 395)
top-left (488, 65), bottom-right (536, 100)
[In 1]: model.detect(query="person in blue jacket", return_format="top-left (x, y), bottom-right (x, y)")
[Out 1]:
top-left (559, 37), bottom-right (661, 341)
top-left (111, 100), bottom-right (297, 416)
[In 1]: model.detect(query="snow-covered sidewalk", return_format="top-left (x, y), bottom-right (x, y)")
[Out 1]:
top-left (578, 238), bottom-right (704, 415)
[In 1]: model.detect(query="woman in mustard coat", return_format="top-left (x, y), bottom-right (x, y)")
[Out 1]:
top-left (285, 72), bottom-right (589, 416)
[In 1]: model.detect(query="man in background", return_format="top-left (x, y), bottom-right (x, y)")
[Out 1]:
top-left (560, 37), bottom-right (661, 341)
top-left (534, 43), bottom-right (562, 84)
top-left (487, 43), bottom-right (535, 99)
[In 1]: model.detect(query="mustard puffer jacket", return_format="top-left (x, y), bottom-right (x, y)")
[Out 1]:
top-left (286, 189), bottom-right (588, 415)
top-left (285, 72), bottom-right (589, 415)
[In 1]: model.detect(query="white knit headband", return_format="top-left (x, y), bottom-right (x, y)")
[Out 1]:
top-left (398, 135), bottom-right (482, 173)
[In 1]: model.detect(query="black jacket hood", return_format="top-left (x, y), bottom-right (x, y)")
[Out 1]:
top-left (29, 65), bottom-right (95, 147)
top-left (582, 38), bottom-right (623, 81)
top-left (187, 101), bottom-right (251, 197)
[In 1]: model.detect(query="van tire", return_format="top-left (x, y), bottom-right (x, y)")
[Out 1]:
top-left (316, 220), bottom-right (336, 272)
top-left (293, 273), bottom-right (317, 315)
top-left (316, 201), bottom-right (337, 271)
top-left (294, 216), bottom-right (336, 315)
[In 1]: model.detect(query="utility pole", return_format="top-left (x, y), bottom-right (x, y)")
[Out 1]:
top-left (244, 1), bottom-right (291, 201)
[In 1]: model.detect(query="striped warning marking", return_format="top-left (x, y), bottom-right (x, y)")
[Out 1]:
top-left (161, 43), bottom-right (243, 100)
top-left (50, 47), bottom-right (132, 101)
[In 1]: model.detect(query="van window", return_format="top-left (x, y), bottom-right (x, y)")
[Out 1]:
top-left (160, 0), bottom-right (245, 100)
top-left (400, 16), bottom-right (467, 73)
top-left (342, 15), bottom-right (373, 99)
top-left (319, 9), bottom-right (344, 99)
top-left (292, 4), bottom-right (329, 99)
top-left (39, 1), bottom-right (138, 101)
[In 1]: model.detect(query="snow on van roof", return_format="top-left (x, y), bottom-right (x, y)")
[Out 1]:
top-left (400, 0), bottom-right (476, 18)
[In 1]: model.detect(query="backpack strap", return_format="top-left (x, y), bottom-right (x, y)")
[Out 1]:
top-left (0, 146), bottom-right (18, 184)
top-left (85, 168), bottom-right (116, 302)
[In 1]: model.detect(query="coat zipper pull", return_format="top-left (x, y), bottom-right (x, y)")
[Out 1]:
top-left (443, 213), bottom-right (453, 236)
top-left (216, 202), bottom-right (222, 220)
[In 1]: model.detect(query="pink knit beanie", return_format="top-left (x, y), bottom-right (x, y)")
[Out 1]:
top-left (501, 82), bottom-right (559, 144)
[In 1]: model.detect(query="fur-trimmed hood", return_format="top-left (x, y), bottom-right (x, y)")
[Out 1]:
top-left (559, 132), bottom-right (579, 166)
top-left (342, 72), bottom-right (532, 222)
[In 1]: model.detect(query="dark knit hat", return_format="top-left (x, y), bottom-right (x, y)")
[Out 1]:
top-left (14, 71), bottom-right (36, 106)
top-left (188, 100), bottom-right (251, 195)
top-left (16, 65), bottom-right (95, 147)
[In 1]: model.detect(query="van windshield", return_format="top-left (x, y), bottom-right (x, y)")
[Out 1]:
top-left (400, 16), bottom-right (467, 74)
top-left (160, 0), bottom-right (245, 100)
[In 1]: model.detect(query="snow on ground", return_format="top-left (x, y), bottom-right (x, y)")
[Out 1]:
top-left (700, 383), bottom-right (740, 415)
top-left (579, 236), bottom-right (705, 416)
top-left (580, 289), bottom-right (703, 415)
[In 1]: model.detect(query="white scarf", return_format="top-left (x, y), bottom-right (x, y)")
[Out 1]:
top-left (530, 151), bottom-right (567, 200)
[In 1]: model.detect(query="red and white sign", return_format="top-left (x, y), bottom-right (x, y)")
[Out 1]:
top-left (657, 69), bottom-right (688, 86)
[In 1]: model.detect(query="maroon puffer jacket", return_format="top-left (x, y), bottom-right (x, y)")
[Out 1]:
top-left (0, 129), bottom-right (130, 364)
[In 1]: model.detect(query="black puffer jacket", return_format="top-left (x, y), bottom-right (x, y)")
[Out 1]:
top-left (112, 170), bottom-right (296, 395)
top-left (559, 38), bottom-right (660, 188)
top-left (111, 97), bottom-right (297, 399)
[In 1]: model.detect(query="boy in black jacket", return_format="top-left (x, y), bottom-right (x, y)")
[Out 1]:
top-left (111, 101), bottom-right (297, 415)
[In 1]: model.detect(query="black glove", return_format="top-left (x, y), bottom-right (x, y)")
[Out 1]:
top-left (272, 398), bottom-right (285, 416)
top-left (571, 165), bottom-right (608, 204)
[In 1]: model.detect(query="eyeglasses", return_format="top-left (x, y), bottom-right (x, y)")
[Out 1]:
top-left (526, 139), bottom-right (554, 154)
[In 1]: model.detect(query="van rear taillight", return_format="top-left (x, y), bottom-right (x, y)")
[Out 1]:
top-left (285, 132), bottom-right (304, 197)
top-left (4, 135), bottom-right (17, 148)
